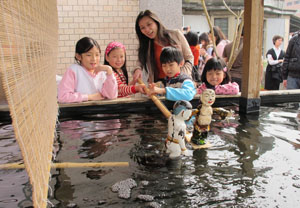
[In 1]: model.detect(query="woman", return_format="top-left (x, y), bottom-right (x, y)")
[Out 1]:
top-left (209, 26), bottom-right (229, 59)
top-left (199, 32), bottom-right (213, 56)
top-left (133, 10), bottom-right (194, 84)
top-left (265, 35), bottom-right (285, 90)
top-left (198, 32), bottom-right (213, 74)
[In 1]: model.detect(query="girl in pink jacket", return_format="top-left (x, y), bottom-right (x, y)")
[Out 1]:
top-left (58, 37), bottom-right (118, 103)
top-left (197, 58), bottom-right (239, 95)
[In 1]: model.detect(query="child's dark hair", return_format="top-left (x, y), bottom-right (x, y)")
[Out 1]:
top-left (104, 46), bottom-right (129, 85)
top-left (201, 58), bottom-right (231, 86)
top-left (185, 31), bottom-right (199, 46)
top-left (160, 47), bottom-right (183, 65)
top-left (75, 37), bottom-right (101, 64)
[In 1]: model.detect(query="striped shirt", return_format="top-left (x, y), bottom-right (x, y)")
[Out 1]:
top-left (114, 70), bottom-right (136, 98)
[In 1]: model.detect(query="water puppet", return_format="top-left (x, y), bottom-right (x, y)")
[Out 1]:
top-left (166, 100), bottom-right (193, 158)
top-left (188, 89), bottom-right (233, 149)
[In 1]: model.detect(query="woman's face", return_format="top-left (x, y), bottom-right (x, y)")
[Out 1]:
top-left (139, 16), bottom-right (158, 40)
top-left (274, 38), bottom-right (283, 48)
top-left (200, 40), bottom-right (207, 47)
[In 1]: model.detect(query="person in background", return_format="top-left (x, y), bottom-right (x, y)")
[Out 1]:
top-left (185, 31), bottom-right (201, 82)
top-left (222, 27), bottom-right (244, 89)
top-left (58, 37), bottom-right (118, 103)
top-left (185, 31), bottom-right (200, 67)
top-left (209, 26), bottom-right (229, 59)
top-left (147, 47), bottom-right (196, 101)
top-left (182, 25), bottom-right (191, 34)
top-left (197, 57), bottom-right (239, 95)
top-left (264, 35), bottom-right (285, 90)
top-left (282, 30), bottom-right (300, 89)
top-left (104, 41), bottom-right (145, 98)
top-left (198, 32), bottom-right (213, 75)
top-left (199, 32), bottom-right (213, 56)
top-left (133, 10), bottom-right (194, 84)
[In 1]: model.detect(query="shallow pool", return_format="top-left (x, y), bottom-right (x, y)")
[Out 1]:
top-left (0, 104), bottom-right (300, 208)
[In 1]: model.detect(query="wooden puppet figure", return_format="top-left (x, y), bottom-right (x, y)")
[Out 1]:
top-left (191, 89), bottom-right (216, 145)
top-left (166, 100), bottom-right (193, 158)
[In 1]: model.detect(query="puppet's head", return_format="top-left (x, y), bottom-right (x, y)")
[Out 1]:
top-left (200, 89), bottom-right (215, 106)
top-left (173, 100), bottom-right (193, 120)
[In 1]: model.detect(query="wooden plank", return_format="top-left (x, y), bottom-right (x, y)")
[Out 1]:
top-left (1, 90), bottom-right (299, 122)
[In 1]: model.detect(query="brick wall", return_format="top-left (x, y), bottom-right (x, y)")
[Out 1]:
top-left (56, 0), bottom-right (139, 78)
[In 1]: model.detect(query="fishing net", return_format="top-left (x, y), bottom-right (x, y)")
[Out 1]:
top-left (0, 0), bottom-right (58, 207)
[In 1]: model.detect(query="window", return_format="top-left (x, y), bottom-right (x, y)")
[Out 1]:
top-left (214, 18), bottom-right (228, 38)
top-left (287, 2), bottom-right (292, 6)
top-left (295, 0), bottom-right (300, 5)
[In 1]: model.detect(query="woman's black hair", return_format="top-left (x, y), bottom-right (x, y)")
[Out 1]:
top-left (185, 31), bottom-right (199, 46)
top-left (135, 10), bottom-right (176, 81)
top-left (209, 26), bottom-right (226, 46)
top-left (160, 47), bottom-right (183, 65)
top-left (104, 47), bottom-right (129, 84)
top-left (201, 57), bottom-right (230, 87)
top-left (75, 37), bottom-right (101, 64)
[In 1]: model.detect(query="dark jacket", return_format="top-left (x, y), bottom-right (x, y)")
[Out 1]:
top-left (282, 32), bottom-right (300, 79)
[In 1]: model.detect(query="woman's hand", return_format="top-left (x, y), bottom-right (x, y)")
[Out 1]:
top-left (132, 68), bottom-right (142, 82)
top-left (96, 64), bottom-right (113, 75)
top-left (199, 48), bottom-right (207, 56)
top-left (283, 80), bottom-right (287, 88)
top-left (88, 93), bottom-right (104, 101)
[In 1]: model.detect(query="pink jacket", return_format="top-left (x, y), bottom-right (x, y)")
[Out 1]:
top-left (58, 64), bottom-right (118, 103)
top-left (216, 39), bottom-right (229, 58)
top-left (197, 82), bottom-right (239, 95)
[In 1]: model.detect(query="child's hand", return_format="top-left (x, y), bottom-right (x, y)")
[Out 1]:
top-left (96, 64), bottom-right (113, 75)
top-left (135, 84), bottom-right (146, 94)
top-left (147, 83), bottom-right (165, 96)
top-left (88, 93), bottom-right (104, 101)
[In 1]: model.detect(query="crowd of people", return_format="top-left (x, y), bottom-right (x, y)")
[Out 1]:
top-left (57, 9), bottom-right (300, 104)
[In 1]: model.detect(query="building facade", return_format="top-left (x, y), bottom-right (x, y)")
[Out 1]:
top-left (182, 0), bottom-right (298, 56)
top-left (56, 0), bottom-right (182, 76)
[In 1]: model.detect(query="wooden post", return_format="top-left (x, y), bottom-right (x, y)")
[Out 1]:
top-left (240, 0), bottom-right (264, 114)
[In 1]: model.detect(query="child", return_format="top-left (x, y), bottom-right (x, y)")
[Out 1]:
top-left (185, 31), bottom-right (201, 82)
top-left (147, 47), bottom-right (196, 101)
top-left (104, 41), bottom-right (145, 98)
top-left (58, 37), bottom-right (118, 103)
top-left (197, 58), bottom-right (239, 95)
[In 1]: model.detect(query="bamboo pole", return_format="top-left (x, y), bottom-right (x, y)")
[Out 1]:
top-left (138, 79), bottom-right (171, 119)
top-left (0, 162), bottom-right (129, 169)
top-left (201, 0), bottom-right (218, 58)
top-left (222, 0), bottom-right (244, 71)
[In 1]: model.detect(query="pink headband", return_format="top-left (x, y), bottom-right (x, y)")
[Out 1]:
top-left (223, 67), bottom-right (227, 72)
top-left (105, 41), bottom-right (126, 56)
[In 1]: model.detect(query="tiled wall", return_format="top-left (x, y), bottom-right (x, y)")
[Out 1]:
top-left (56, 0), bottom-right (139, 77)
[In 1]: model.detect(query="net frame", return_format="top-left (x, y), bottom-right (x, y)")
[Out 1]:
top-left (0, 0), bottom-right (58, 207)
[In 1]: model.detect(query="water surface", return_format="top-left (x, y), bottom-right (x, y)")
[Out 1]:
top-left (0, 104), bottom-right (300, 207)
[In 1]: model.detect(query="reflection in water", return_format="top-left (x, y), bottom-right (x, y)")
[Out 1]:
top-left (0, 104), bottom-right (300, 207)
